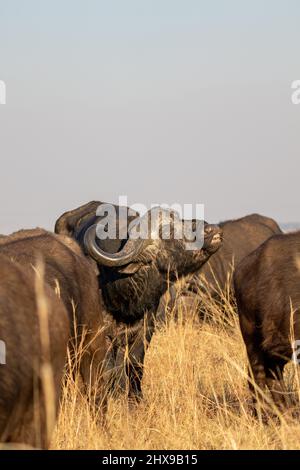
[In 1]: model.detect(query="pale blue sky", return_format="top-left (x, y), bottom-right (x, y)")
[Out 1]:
top-left (0, 1), bottom-right (299, 232)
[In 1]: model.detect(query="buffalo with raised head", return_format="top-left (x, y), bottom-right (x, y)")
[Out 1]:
top-left (55, 201), bottom-right (222, 396)
top-left (234, 230), bottom-right (300, 410)
top-left (0, 229), bottom-right (107, 409)
top-left (0, 254), bottom-right (69, 448)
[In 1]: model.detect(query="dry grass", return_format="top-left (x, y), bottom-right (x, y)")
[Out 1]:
top-left (51, 286), bottom-right (300, 450)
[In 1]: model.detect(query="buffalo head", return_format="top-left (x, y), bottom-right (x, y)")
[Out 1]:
top-left (83, 207), bottom-right (222, 323)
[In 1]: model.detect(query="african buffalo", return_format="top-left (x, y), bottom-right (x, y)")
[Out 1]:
top-left (0, 254), bottom-right (69, 448)
top-left (158, 214), bottom-right (282, 318)
top-left (55, 201), bottom-right (222, 396)
top-left (0, 229), bottom-right (107, 408)
top-left (234, 230), bottom-right (300, 410)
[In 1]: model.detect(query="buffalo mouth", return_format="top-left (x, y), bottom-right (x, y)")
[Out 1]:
top-left (203, 224), bottom-right (223, 253)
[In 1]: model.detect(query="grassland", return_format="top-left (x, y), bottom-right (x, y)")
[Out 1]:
top-left (51, 284), bottom-right (300, 450)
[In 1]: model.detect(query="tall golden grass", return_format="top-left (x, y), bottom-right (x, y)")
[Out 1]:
top-left (50, 281), bottom-right (300, 451)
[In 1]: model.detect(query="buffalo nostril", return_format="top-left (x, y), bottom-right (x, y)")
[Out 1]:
top-left (203, 225), bottom-right (222, 249)
top-left (211, 233), bottom-right (222, 245)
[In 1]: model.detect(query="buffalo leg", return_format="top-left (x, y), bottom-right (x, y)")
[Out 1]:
top-left (247, 347), bottom-right (267, 403)
top-left (127, 313), bottom-right (155, 398)
top-left (265, 358), bottom-right (286, 410)
top-left (110, 335), bottom-right (144, 398)
top-left (247, 344), bottom-right (287, 414)
top-left (108, 313), bottom-right (155, 398)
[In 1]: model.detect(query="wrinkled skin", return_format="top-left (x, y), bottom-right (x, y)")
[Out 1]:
top-left (0, 229), bottom-right (107, 410)
top-left (234, 231), bottom-right (300, 411)
top-left (55, 202), bottom-right (222, 396)
top-left (158, 214), bottom-right (282, 320)
top-left (0, 254), bottom-right (69, 449)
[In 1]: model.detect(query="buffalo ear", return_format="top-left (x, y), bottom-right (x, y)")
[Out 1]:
top-left (117, 262), bottom-right (143, 275)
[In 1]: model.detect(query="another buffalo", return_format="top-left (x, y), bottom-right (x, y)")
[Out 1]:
top-left (234, 230), bottom-right (300, 409)
top-left (0, 229), bottom-right (107, 408)
top-left (0, 254), bottom-right (69, 448)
